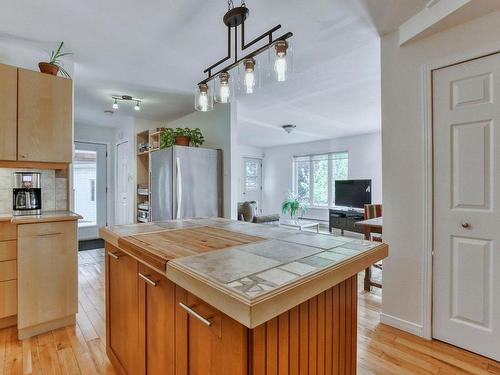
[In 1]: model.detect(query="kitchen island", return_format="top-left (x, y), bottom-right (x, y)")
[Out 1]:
top-left (100, 218), bottom-right (388, 375)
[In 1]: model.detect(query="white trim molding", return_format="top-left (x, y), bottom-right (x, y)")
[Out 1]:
top-left (380, 313), bottom-right (425, 337)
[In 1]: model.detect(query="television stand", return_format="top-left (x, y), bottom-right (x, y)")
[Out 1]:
top-left (329, 207), bottom-right (365, 235)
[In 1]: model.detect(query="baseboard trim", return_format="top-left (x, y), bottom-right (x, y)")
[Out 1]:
top-left (380, 313), bottom-right (425, 337)
top-left (18, 314), bottom-right (75, 340)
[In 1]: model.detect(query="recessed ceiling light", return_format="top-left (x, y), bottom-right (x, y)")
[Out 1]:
top-left (282, 124), bottom-right (296, 134)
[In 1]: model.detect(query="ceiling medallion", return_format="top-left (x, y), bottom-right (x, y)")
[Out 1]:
top-left (194, 0), bottom-right (294, 112)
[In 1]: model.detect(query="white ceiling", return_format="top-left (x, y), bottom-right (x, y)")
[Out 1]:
top-left (0, 0), bottom-right (426, 146)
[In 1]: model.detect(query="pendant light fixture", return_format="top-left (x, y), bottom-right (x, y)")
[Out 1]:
top-left (194, 83), bottom-right (213, 112)
top-left (194, 0), bottom-right (293, 111)
top-left (242, 58), bottom-right (257, 94)
top-left (215, 72), bottom-right (232, 103)
top-left (274, 40), bottom-right (289, 82)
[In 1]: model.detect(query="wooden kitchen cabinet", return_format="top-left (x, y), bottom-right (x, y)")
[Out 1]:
top-left (17, 68), bottom-right (73, 163)
top-left (175, 289), bottom-right (248, 375)
top-left (17, 221), bottom-right (77, 338)
top-left (106, 244), bottom-right (143, 375)
top-left (0, 64), bottom-right (18, 161)
top-left (138, 264), bottom-right (175, 375)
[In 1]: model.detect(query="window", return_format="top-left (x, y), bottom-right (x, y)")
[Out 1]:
top-left (245, 160), bottom-right (259, 191)
top-left (293, 152), bottom-right (348, 207)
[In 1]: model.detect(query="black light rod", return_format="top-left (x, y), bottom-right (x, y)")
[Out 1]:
top-left (241, 23), bottom-right (282, 51)
top-left (203, 27), bottom-right (232, 74)
top-left (198, 31), bottom-right (293, 85)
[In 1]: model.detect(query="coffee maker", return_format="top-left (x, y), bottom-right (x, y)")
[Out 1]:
top-left (13, 172), bottom-right (42, 216)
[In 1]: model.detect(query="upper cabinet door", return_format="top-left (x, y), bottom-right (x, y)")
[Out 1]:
top-left (0, 64), bottom-right (18, 161)
top-left (17, 69), bottom-right (73, 163)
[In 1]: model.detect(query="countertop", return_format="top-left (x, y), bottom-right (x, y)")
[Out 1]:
top-left (0, 211), bottom-right (82, 224)
top-left (101, 218), bottom-right (388, 328)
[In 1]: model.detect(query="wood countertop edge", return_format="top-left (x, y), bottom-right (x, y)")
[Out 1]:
top-left (1, 212), bottom-right (82, 224)
top-left (166, 243), bottom-right (388, 328)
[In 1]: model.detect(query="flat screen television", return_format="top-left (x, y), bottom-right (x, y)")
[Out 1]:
top-left (334, 179), bottom-right (372, 209)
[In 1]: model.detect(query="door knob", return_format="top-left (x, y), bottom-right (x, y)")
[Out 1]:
top-left (461, 222), bottom-right (471, 229)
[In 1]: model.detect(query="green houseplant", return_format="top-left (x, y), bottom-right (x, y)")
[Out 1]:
top-left (160, 128), bottom-right (205, 148)
top-left (281, 191), bottom-right (309, 219)
top-left (39, 41), bottom-right (72, 78)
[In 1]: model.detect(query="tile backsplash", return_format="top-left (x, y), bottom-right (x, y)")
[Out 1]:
top-left (0, 168), bottom-right (68, 214)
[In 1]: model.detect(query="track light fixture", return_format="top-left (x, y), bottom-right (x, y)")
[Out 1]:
top-left (111, 95), bottom-right (142, 111)
top-left (194, 0), bottom-right (294, 111)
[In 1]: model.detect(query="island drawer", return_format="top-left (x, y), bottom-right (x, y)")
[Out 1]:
top-left (0, 240), bottom-right (16, 261)
top-left (0, 260), bottom-right (16, 281)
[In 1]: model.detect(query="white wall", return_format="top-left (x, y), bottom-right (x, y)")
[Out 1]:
top-left (165, 104), bottom-right (236, 219)
top-left (261, 132), bottom-right (382, 220)
top-left (381, 10), bottom-right (500, 337)
top-left (75, 123), bottom-right (116, 226)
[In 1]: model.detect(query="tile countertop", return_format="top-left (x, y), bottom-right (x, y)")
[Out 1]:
top-left (102, 218), bottom-right (388, 328)
top-left (0, 211), bottom-right (82, 224)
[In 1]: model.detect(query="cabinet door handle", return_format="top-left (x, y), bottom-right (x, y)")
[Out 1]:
top-left (108, 252), bottom-right (121, 260)
top-left (179, 302), bottom-right (212, 326)
top-left (138, 272), bottom-right (158, 287)
top-left (37, 232), bottom-right (62, 237)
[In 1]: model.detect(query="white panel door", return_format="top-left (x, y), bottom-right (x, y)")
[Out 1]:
top-left (241, 157), bottom-right (263, 212)
top-left (433, 53), bottom-right (500, 360)
top-left (116, 141), bottom-right (132, 225)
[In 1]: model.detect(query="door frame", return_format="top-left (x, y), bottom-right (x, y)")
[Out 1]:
top-left (422, 43), bottom-right (500, 340)
top-left (241, 156), bottom-right (263, 213)
top-left (73, 140), bottom-right (109, 239)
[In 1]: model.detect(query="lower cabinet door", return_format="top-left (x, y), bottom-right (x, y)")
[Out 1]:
top-left (107, 246), bottom-right (143, 375)
top-left (176, 290), bottom-right (248, 375)
top-left (138, 264), bottom-right (175, 375)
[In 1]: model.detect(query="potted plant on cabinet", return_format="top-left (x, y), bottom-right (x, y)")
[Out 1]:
top-left (281, 191), bottom-right (309, 219)
top-left (39, 41), bottom-right (72, 78)
top-left (160, 128), bottom-right (205, 148)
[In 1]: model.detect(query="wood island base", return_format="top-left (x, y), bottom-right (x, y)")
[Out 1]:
top-left (105, 243), bottom-right (358, 375)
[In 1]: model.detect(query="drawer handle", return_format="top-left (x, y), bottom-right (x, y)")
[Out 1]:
top-left (138, 272), bottom-right (158, 287)
top-left (37, 232), bottom-right (62, 237)
top-left (108, 252), bottom-right (121, 260)
top-left (179, 302), bottom-right (212, 326)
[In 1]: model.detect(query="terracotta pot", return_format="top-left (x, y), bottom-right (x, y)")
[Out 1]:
top-left (174, 135), bottom-right (190, 146)
top-left (38, 62), bottom-right (59, 76)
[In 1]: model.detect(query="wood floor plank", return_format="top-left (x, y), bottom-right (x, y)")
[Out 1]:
top-left (0, 249), bottom-right (497, 375)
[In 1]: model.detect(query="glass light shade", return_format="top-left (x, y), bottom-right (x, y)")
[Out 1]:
top-left (238, 58), bottom-right (260, 95)
top-left (194, 83), bottom-right (214, 112)
top-left (214, 72), bottom-right (233, 103)
top-left (271, 40), bottom-right (293, 83)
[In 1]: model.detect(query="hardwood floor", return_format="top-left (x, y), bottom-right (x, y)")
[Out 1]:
top-left (0, 248), bottom-right (499, 374)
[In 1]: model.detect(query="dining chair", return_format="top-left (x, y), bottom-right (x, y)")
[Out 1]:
top-left (364, 204), bottom-right (382, 291)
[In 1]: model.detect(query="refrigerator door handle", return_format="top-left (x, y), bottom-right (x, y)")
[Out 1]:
top-left (176, 157), bottom-right (182, 219)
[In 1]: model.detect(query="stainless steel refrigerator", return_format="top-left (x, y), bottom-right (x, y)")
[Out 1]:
top-left (150, 146), bottom-right (222, 221)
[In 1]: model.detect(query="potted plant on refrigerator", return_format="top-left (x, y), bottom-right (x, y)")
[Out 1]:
top-left (160, 128), bottom-right (205, 148)
top-left (38, 41), bottom-right (72, 78)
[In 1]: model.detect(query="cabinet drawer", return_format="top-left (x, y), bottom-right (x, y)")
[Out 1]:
top-left (0, 260), bottom-right (16, 281)
top-left (0, 280), bottom-right (17, 318)
top-left (0, 223), bottom-right (16, 241)
top-left (0, 240), bottom-right (16, 261)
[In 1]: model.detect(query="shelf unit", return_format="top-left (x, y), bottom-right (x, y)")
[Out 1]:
top-left (135, 129), bottom-right (164, 223)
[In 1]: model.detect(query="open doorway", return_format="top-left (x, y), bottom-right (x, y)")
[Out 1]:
top-left (73, 142), bottom-right (107, 240)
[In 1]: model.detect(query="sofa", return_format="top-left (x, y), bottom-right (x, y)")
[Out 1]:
top-left (237, 201), bottom-right (280, 225)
